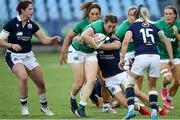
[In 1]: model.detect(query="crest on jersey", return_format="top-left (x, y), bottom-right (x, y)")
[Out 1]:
top-left (27, 23), bottom-right (32, 29)
top-left (142, 23), bottom-right (149, 27)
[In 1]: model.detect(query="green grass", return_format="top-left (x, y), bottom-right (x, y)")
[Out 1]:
top-left (0, 52), bottom-right (179, 119)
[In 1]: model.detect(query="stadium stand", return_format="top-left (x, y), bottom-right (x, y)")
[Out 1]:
top-left (47, 0), bottom-right (59, 21)
top-left (108, 0), bottom-right (123, 19)
top-left (0, 0), bottom-right (178, 38)
top-left (34, 0), bottom-right (47, 22)
top-left (0, 0), bottom-right (9, 23)
top-left (58, 0), bottom-right (73, 21)
top-left (96, 0), bottom-right (110, 17)
top-left (146, 0), bottom-right (160, 18)
top-left (71, 0), bottom-right (83, 20)
top-left (8, 0), bottom-right (18, 19)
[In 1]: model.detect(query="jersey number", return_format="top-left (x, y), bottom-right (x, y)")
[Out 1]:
top-left (140, 28), bottom-right (155, 44)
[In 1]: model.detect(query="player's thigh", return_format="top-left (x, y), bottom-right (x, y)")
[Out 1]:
top-left (172, 64), bottom-right (180, 83)
top-left (12, 63), bottom-right (28, 80)
top-left (70, 63), bottom-right (85, 82)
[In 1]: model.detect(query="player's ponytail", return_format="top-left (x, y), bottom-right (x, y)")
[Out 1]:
top-left (80, 1), bottom-right (101, 20)
top-left (135, 4), bottom-right (150, 23)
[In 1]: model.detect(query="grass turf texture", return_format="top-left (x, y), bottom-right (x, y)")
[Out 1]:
top-left (0, 52), bottom-right (179, 119)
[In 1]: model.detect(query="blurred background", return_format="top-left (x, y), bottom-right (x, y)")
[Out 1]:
top-left (0, 0), bottom-right (179, 52)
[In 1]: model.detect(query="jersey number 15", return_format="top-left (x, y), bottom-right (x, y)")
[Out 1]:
top-left (140, 28), bottom-right (155, 45)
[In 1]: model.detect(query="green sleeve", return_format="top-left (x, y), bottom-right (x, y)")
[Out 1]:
top-left (72, 18), bottom-right (90, 34)
top-left (115, 20), bottom-right (129, 41)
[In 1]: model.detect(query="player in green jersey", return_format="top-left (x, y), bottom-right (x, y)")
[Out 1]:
top-left (155, 6), bottom-right (180, 109)
top-left (74, 14), bottom-right (119, 117)
top-left (59, 1), bottom-right (102, 115)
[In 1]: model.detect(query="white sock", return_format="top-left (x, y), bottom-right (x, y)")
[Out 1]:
top-left (128, 105), bottom-right (134, 112)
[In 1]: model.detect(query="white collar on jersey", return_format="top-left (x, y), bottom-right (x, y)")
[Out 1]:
top-left (17, 15), bottom-right (30, 22)
top-left (135, 18), bottom-right (155, 24)
top-left (135, 18), bottom-right (144, 22)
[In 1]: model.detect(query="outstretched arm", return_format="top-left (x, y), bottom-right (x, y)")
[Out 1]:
top-left (35, 30), bottom-right (61, 45)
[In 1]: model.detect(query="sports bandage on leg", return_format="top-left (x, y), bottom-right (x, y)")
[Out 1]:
top-left (124, 74), bottom-right (136, 88)
top-left (160, 68), bottom-right (171, 78)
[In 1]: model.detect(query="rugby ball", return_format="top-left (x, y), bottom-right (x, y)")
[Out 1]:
top-left (92, 33), bottom-right (106, 45)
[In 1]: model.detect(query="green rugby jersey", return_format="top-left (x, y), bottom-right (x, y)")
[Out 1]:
top-left (115, 20), bottom-right (134, 52)
top-left (71, 18), bottom-right (97, 53)
top-left (72, 18), bottom-right (91, 35)
top-left (155, 19), bottom-right (180, 59)
top-left (84, 19), bottom-right (112, 35)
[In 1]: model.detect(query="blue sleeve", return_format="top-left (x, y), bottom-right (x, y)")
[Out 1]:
top-left (127, 24), bottom-right (134, 32)
top-left (3, 20), bottom-right (13, 33)
top-left (32, 21), bottom-right (40, 34)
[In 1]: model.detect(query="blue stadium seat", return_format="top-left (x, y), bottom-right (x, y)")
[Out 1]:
top-left (47, 0), bottom-right (59, 21)
top-left (109, 0), bottom-right (123, 18)
top-left (0, 0), bottom-right (9, 22)
top-left (96, 0), bottom-right (109, 17)
top-left (71, 0), bottom-right (83, 20)
top-left (134, 0), bottom-right (145, 6)
top-left (58, 0), bottom-right (73, 21)
top-left (34, 0), bottom-right (47, 22)
top-left (146, 0), bottom-right (160, 17)
top-left (8, 0), bottom-right (18, 19)
top-left (122, 0), bottom-right (133, 16)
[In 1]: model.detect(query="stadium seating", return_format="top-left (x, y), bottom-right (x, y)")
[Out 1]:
top-left (58, 0), bottom-right (73, 21)
top-left (8, 0), bottom-right (18, 19)
top-left (47, 0), bottom-right (59, 21)
top-left (146, 0), bottom-right (160, 18)
top-left (34, 0), bottom-right (47, 22)
top-left (0, 0), bottom-right (169, 23)
top-left (109, 0), bottom-right (123, 18)
top-left (71, 0), bottom-right (83, 20)
top-left (0, 0), bottom-right (9, 23)
top-left (96, 0), bottom-right (110, 17)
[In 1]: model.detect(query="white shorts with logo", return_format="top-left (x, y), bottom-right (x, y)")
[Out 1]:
top-left (67, 45), bottom-right (97, 64)
top-left (131, 54), bottom-right (160, 78)
top-left (105, 71), bottom-right (127, 95)
top-left (5, 50), bottom-right (39, 70)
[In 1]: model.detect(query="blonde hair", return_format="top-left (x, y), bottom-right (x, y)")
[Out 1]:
top-left (139, 7), bottom-right (150, 22)
top-left (135, 5), bottom-right (151, 23)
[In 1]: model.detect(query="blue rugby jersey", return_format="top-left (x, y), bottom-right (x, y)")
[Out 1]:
top-left (97, 38), bottom-right (124, 78)
top-left (127, 21), bottom-right (160, 56)
top-left (3, 15), bottom-right (39, 53)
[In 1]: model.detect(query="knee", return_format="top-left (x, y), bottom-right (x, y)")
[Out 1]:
top-left (163, 74), bottom-right (173, 84)
top-left (20, 74), bottom-right (28, 84)
top-left (161, 69), bottom-right (172, 83)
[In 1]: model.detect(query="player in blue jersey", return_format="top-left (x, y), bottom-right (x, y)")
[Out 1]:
top-left (119, 5), bottom-right (174, 120)
top-left (0, 0), bottom-right (60, 116)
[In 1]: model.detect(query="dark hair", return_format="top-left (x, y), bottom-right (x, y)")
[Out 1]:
top-left (104, 14), bottom-right (118, 24)
top-left (80, 2), bottom-right (101, 20)
top-left (134, 4), bottom-right (144, 18)
top-left (164, 5), bottom-right (178, 19)
top-left (16, 0), bottom-right (32, 15)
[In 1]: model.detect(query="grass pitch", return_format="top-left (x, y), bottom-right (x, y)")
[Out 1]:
top-left (0, 52), bottom-right (179, 119)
